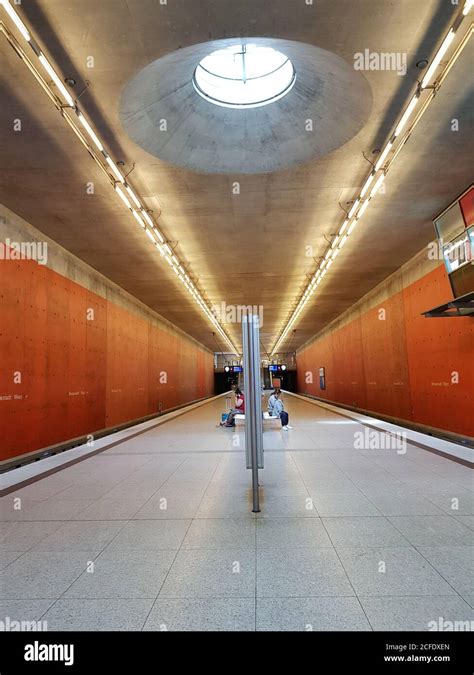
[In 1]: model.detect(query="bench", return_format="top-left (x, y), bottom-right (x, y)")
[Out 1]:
top-left (234, 412), bottom-right (280, 426)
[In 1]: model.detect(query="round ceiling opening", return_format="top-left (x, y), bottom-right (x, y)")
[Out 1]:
top-left (192, 43), bottom-right (296, 109)
top-left (120, 37), bottom-right (373, 174)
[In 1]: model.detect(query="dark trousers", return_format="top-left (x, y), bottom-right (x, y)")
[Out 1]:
top-left (225, 409), bottom-right (240, 426)
top-left (280, 411), bottom-right (289, 426)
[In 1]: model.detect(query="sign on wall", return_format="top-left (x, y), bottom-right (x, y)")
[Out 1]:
top-left (319, 367), bottom-right (326, 390)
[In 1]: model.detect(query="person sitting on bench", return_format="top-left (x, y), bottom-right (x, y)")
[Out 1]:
top-left (267, 388), bottom-right (280, 417)
top-left (221, 388), bottom-right (245, 427)
top-left (271, 391), bottom-right (293, 430)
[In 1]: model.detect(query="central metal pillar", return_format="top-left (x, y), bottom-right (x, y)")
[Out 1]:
top-left (242, 313), bottom-right (263, 513)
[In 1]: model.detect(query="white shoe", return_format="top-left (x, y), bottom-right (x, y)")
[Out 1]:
top-left (282, 425), bottom-right (293, 430)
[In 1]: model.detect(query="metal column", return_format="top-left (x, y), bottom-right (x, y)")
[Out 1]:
top-left (242, 313), bottom-right (263, 512)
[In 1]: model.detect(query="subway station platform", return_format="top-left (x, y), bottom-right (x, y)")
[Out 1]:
top-left (1, 394), bottom-right (472, 632)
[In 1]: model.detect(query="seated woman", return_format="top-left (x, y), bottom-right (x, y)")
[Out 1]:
top-left (267, 388), bottom-right (280, 416)
top-left (271, 391), bottom-right (293, 430)
top-left (221, 388), bottom-right (245, 427)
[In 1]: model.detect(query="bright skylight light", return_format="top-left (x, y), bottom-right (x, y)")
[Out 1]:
top-left (193, 43), bottom-right (296, 109)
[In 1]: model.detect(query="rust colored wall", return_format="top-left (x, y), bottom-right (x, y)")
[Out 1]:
top-left (297, 264), bottom-right (474, 437)
top-left (0, 257), bottom-right (214, 461)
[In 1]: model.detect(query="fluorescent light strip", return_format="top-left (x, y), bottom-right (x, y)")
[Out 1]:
top-left (360, 173), bottom-right (375, 198)
top-left (347, 219), bottom-right (358, 236)
top-left (394, 94), bottom-right (419, 137)
top-left (132, 210), bottom-right (145, 228)
top-left (153, 228), bottom-right (164, 243)
top-left (0, 1), bottom-right (239, 355)
top-left (338, 219), bottom-right (350, 236)
top-left (0, 0), bottom-right (30, 41)
top-left (357, 199), bottom-right (370, 219)
top-left (38, 54), bottom-right (74, 106)
top-left (104, 155), bottom-right (125, 183)
top-left (126, 185), bottom-right (141, 208)
top-left (115, 185), bottom-right (132, 210)
top-left (348, 199), bottom-right (360, 219)
top-left (463, 0), bottom-right (473, 15)
top-left (338, 235), bottom-right (349, 249)
top-left (370, 173), bottom-right (385, 198)
top-left (275, 19), bottom-right (459, 354)
top-left (272, 177), bottom-right (380, 352)
top-left (374, 142), bottom-right (393, 171)
top-left (77, 113), bottom-right (103, 151)
top-left (421, 29), bottom-right (456, 88)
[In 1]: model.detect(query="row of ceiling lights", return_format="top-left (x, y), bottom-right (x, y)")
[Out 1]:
top-left (0, 0), bottom-right (240, 355)
top-left (271, 0), bottom-right (473, 355)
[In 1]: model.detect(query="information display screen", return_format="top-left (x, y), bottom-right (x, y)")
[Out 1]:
top-left (225, 365), bottom-right (243, 373)
top-left (442, 226), bottom-right (473, 274)
top-left (434, 202), bottom-right (465, 244)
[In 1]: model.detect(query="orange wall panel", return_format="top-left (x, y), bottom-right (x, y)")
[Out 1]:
top-left (361, 294), bottom-right (412, 421)
top-left (0, 257), bottom-right (214, 461)
top-left (403, 266), bottom-right (473, 436)
top-left (297, 264), bottom-right (473, 437)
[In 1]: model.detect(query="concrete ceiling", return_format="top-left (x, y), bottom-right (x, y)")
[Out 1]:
top-left (0, 0), bottom-right (473, 355)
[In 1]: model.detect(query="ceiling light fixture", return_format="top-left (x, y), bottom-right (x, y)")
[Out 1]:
top-left (360, 172), bottom-right (375, 198)
top-left (125, 185), bottom-right (141, 208)
top-left (115, 184), bottom-right (132, 210)
top-left (394, 94), bottom-right (420, 137)
top-left (370, 173), bottom-right (385, 199)
top-left (104, 155), bottom-right (125, 183)
top-left (374, 141), bottom-right (393, 171)
top-left (338, 219), bottom-right (350, 236)
top-left (271, 10), bottom-right (470, 355)
top-left (347, 199), bottom-right (360, 219)
top-left (77, 112), bottom-right (103, 151)
top-left (38, 53), bottom-right (75, 106)
top-left (420, 29), bottom-right (456, 89)
top-left (0, 0), bottom-right (239, 355)
top-left (0, 0), bottom-right (29, 40)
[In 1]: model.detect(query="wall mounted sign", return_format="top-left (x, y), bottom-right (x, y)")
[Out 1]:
top-left (319, 367), bottom-right (326, 390)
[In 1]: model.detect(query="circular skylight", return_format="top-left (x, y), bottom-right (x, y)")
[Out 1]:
top-left (192, 43), bottom-right (296, 109)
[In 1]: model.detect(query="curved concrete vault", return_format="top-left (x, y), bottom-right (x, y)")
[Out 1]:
top-left (120, 37), bottom-right (373, 174)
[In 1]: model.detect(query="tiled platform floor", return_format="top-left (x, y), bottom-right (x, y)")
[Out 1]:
top-left (1, 395), bottom-right (472, 631)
